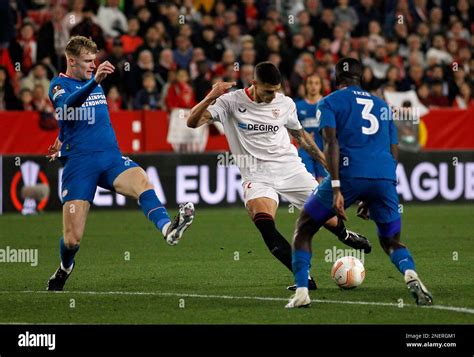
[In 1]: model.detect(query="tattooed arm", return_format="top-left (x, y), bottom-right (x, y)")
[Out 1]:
top-left (288, 128), bottom-right (328, 170)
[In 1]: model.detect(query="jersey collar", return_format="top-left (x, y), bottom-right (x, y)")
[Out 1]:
top-left (244, 87), bottom-right (254, 102)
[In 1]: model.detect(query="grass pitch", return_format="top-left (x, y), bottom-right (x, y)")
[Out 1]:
top-left (0, 205), bottom-right (473, 324)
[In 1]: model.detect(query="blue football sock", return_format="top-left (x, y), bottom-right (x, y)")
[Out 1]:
top-left (139, 189), bottom-right (171, 234)
top-left (390, 247), bottom-right (415, 274)
top-left (292, 249), bottom-right (312, 288)
top-left (60, 237), bottom-right (79, 270)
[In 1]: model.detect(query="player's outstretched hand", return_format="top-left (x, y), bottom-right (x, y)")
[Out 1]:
top-left (356, 201), bottom-right (370, 220)
top-left (46, 137), bottom-right (62, 162)
top-left (94, 61), bottom-right (115, 84)
top-left (205, 81), bottom-right (236, 101)
top-left (333, 189), bottom-right (348, 221)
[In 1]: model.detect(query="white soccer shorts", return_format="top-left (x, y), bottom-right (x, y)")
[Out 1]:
top-left (242, 165), bottom-right (318, 210)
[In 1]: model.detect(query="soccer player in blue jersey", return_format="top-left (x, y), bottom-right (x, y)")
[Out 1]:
top-left (46, 36), bottom-right (194, 291)
top-left (286, 57), bottom-right (432, 308)
top-left (295, 73), bottom-right (328, 182)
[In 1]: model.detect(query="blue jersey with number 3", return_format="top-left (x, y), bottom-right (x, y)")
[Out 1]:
top-left (317, 85), bottom-right (398, 181)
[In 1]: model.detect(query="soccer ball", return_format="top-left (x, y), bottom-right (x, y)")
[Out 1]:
top-left (331, 256), bottom-right (365, 289)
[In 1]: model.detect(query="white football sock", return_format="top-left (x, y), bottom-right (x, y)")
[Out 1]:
top-left (162, 222), bottom-right (171, 237)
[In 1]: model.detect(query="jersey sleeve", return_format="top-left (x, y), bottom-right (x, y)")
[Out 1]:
top-left (49, 80), bottom-right (69, 142)
top-left (317, 97), bottom-right (336, 129)
top-left (389, 115), bottom-right (399, 145)
top-left (49, 80), bottom-right (70, 108)
top-left (49, 77), bottom-right (99, 109)
top-left (284, 100), bottom-right (302, 130)
top-left (207, 93), bottom-right (232, 123)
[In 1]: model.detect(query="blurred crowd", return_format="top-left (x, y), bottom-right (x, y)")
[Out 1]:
top-left (0, 0), bottom-right (473, 114)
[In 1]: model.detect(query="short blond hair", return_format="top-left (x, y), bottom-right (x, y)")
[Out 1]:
top-left (65, 36), bottom-right (97, 57)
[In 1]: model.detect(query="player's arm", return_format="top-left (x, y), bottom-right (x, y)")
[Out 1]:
top-left (187, 81), bottom-right (236, 128)
top-left (288, 128), bottom-right (328, 170)
top-left (56, 62), bottom-right (115, 108)
top-left (46, 137), bottom-right (62, 162)
top-left (322, 126), bottom-right (347, 220)
top-left (389, 111), bottom-right (399, 161)
top-left (187, 98), bottom-right (214, 128)
top-left (322, 127), bottom-right (340, 181)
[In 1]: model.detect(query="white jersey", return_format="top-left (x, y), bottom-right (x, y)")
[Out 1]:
top-left (207, 89), bottom-right (304, 181)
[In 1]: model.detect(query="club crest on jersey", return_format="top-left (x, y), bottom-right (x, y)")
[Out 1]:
top-left (52, 85), bottom-right (61, 94)
top-left (272, 108), bottom-right (280, 118)
top-left (52, 85), bottom-right (65, 101)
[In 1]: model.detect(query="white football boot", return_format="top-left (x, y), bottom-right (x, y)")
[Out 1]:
top-left (285, 287), bottom-right (311, 308)
top-left (165, 202), bottom-right (195, 245)
top-left (405, 269), bottom-right (433, 306)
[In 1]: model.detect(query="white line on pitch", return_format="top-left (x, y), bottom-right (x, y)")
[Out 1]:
top-left (0, 290), bottom-right (473, 315)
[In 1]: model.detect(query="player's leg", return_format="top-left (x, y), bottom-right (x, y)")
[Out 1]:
top-left (47, 200), bottom-right (90, 291)
top-left (286, 177), bottom-right (362, 307)
top-left (323, 215), bottom-right (372, 253)
top-left (245, 189), bottom-right (292, 270)
top-left (286, 181), bottom-right (336, 308)
top-left (111, 166), bottom-right (172, 235)
top-left (376, 220), bottom-right (432, 305)
top-left (367, 179), bottom-right (432, 305)
top-left (243, 182), bottom-right (316, 286)
top-left (316, 174), bottom-right (371, 252)
top-left (280, 170), bottom-right (372, 254)
top-left (47, 154), bottom-right (99, 291)
top-left (108, 160), bottom-right (194, 245)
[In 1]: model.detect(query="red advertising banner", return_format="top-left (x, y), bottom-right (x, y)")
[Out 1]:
top-left (0, 108), bottom-right (471, 154)
top-left (110, 111), bottom-right (144, 153)
top-left (421, 107), bottom-right (474, 150)
top-left (0, 111), bottom-right (58, 155)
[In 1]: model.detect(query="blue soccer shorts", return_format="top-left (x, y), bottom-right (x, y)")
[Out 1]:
top-left (304, 176), bottom-right (401, 230)
top-left (59, 150), bottom-right (139, 204)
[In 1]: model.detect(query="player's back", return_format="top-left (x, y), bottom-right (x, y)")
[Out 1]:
top-left (318, 85), bottom-right (397, 181)
top-left (49, 74), bottom-right (119, 157)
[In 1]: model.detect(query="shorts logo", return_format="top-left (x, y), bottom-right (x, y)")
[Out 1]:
top-left (122, 156), bottom-right (132, 166)
top-left (62, 189), bottom-right (68, 198)
top-left (272, 109), bottom-right (280, 118)
top-left (238, 107), bottom-right (247, 113)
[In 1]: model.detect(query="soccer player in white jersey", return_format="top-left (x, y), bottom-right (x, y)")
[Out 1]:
top-left (187, 62), bottom-right (371, 290)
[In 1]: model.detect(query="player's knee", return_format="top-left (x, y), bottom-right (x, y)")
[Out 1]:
top-left (63, 227), bottom-right (83, 246)
top-left (378, 234), bottom-right (405, 255)
top-left (376, 219), bottom-right (403, 254)
top-left (134, 176), bottom-right (154, 199)
top-left (143, 180), bottom-right (154, 192)
top-left (293, 211), bottom-right (319, 246)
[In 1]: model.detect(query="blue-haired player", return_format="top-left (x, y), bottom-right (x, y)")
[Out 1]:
top-left (295, 73), bottom-right (328, 182)
top-left (46, 36), bottom-right (194, 291)
top-left (286, 57), bottom-right (432, 308)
